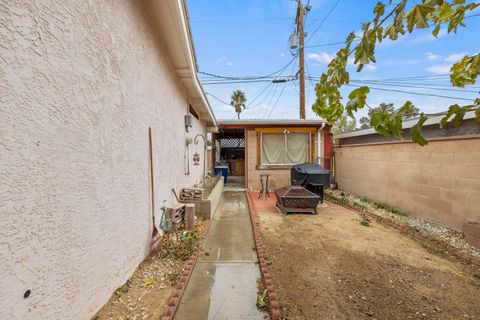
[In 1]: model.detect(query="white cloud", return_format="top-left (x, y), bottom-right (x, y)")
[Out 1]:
top-left (306, 52), bottom-right (335, 64)
top-left (364, 64), bottom-right (377, 72)
top-left (425, 52), bottom-right (441, 61)
top-left (280, 53), bottom-right (285, 57)
top-left (425, 64), bottom-right (451, 75)
top-left (444, 52), bottom-right (466, 62)
top-left (217, 56), bottom-right (235, 67)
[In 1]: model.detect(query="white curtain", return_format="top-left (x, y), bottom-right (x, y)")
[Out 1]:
top-left (286, 133), bottom-right (308, 164)
top-left (261, 133), bottom-right (285, 164)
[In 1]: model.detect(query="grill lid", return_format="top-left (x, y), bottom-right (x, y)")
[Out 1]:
top-left (291, 163), bottom-right (329, 174)
top-left (275, 186), bottom-right (319, 198)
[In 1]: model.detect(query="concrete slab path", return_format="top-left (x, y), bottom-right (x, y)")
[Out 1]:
top-left (174, 191), bottom-right (266, 320)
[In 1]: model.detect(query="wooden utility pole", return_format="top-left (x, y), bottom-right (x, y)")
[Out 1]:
top-left (297, 1), bottom-right (306, 119)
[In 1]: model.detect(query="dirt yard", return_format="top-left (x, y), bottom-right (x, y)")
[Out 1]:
top-left (93, 220), bottom-right (207, 320)
top-left (256, 200), bottom-right (480, 320)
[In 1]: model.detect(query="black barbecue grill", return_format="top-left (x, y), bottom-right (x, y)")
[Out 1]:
top-left (291, 163), bottom-right (330, 203)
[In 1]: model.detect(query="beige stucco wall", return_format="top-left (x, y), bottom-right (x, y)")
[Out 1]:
top-left (0, 1), bottom-right (207, 319)
top-left (335, 138), bottom-right (480, 230)
top-left (246, 129), bottom-right (320, 190)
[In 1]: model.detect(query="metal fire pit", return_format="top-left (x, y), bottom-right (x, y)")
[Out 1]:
top-left (274, 186), bottom-right (320, 214)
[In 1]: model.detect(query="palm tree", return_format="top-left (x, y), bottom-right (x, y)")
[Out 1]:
top-left (230, 90), bottom-right (247, 119)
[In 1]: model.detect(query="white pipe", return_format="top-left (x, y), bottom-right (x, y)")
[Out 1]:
top-left (317, 122), bottom-right (326, 165)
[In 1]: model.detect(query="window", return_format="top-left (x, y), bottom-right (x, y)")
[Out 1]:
top-left (260, 132), bottom-right (310, 165)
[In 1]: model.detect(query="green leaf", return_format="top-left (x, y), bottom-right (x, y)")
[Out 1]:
top-left (410, 114), bottom-right (429, 146)
top-left (346, 86), bottom-right (370, 117)
top-left (432, 23), bottom-right (441, 37)
top-left (475, 108), bottom-right (480, 125)
top-left (373, 2), bottom-right (386, 25)
top-left (450, 53), bottom-right (480, 87)
top-left (440, 104), bottom-right (461, 128)
top-left (405, 4), bottom-right (435, 32)
top-left (391, 114), bottom-right (404, 140)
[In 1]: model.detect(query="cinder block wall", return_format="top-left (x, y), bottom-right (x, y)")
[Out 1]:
top-left (334, 138), bottom-right (480, 230)
top-left (0, 1), bottom-right (206, 319)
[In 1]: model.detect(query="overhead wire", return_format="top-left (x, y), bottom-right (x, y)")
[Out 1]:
top-left (246, 83), bottom-right (277, 110)
top-left (199, 56), bottom-right (296, 80)
top-left (205, 92), bottom-right (231, 106)
top-left (267, 81), bottom-right (289, 118)
top-left (344, 83), bottom-right (476, 101)
top-left (202, 79), bottom-right (274, 85)
top-left (190, 17), bottom-right (294, 23)
top-left (305, 0), bottom-right (341, 44)
top-left (350, 80), bottom-right (480, 93)
top-left (245, 82), bottom-right (274, 109)
top-left (265, 55), bottom-right (298, 118)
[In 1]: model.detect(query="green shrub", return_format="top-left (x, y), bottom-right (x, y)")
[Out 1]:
top-left (360, 196), bottom-right (372, 203)
top-left (360, 218), bottom-right (371, 227)
top-left (352, 200), bottom-right (367, 211)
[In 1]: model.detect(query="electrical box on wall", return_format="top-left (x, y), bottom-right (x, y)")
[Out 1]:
top-left (185, 114), bottom-right (192, 132)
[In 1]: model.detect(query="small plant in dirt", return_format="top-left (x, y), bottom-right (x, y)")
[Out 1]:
top-left (256, 289), bottom-right (268, 310)
top-left (374, 201), bottom-right (408, 217)
top-left (352, 200), bottom-right (367, 211)
top-left (374, 202), bottom-right (388, 210)
top-left (360, 218), bottom-right (371, 227)
top-left (160, 230), bottom-right (200, 261)
top-left (360, 196), bottom-right (372, 203)
top-left (168, 272), bottom-right (179, 285)
top-left (340, 194), bottom-right (350, 204)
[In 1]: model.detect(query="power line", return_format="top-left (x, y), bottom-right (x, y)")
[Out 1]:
top-left (350, 80), bottom-right (480, 93)
top-left (352, 80), bottom-right (480, 88)
top-left (305, 0), bottom-right (341, 44)
top-left (250, 84), bottom-right (278, 111)
top-left (267, 81), bottom-right (289, 118)
top-left (344, 83), bottom-right (476, 101)
top-left (190, 17), bottom-right (294, 23)
top-left (262, 85), bottom-right (279, 118)
top-left (199, 57), bottom-right (296, 80)
top-left (246, 83), bottom-right (274, 109)
top-left (305, 39), bottom-right (359, 48)
top-left (202, 79), bottom-right (273, 85)
top-left (205, 92), bottom-right (231, 105)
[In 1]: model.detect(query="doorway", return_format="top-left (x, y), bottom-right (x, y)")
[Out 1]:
top-left (214, 128), bottom-right (245, 189)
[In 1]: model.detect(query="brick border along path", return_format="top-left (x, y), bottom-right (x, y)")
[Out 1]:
top-left (160, 221), bottom-right (212, 320)
top-left (246, 191), bottom-right (281, 320)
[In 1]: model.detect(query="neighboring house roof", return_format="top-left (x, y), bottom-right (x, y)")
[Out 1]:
top-left (333, 111), bottom-right (480, 145)
top-left (151, 0), bottom-right (217, 129)
top-left (334, 110), bottom-right (477, 140)
top-left (217, 119), bottom-right (328, 128)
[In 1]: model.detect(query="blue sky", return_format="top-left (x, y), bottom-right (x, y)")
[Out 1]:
top-left (187, 0), bottom-right (480, 121)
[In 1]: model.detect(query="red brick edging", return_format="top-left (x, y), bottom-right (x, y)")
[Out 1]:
top-left (246, 192), bottom-right (281, 320)
top-left (160, 220), bottom-right (212, 320)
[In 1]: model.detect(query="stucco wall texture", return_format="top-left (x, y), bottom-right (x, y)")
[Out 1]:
top-left (0, 1), bottom-right (206, 319)
top-left (334, 138), bottom-right (480, 230)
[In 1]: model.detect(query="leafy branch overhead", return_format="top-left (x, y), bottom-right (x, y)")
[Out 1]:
top-left (312, 0), bottom-right (480, 145)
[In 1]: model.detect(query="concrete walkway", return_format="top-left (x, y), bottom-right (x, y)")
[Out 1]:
top-left (175, 191), bottom-right (266, 320)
